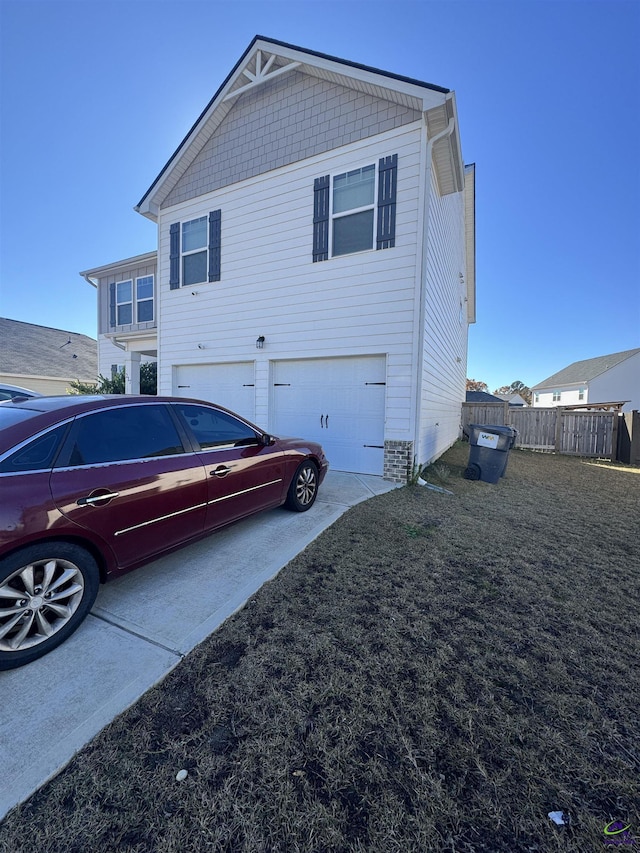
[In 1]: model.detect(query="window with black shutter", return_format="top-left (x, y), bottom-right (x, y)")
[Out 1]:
top-left (170, 212), bottom-right (222, 287)
top-left (313, 155), bottom-right (397, 260)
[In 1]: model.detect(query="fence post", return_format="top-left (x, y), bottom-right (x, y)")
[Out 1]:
top-left (555, 407), bottom-right (563, 452)
top-left (611, 411), bottom-right (619, 462)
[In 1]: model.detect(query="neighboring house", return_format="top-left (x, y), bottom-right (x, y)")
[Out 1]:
top-left (84, 36), bottom-right (476, 480)
top-left (495, 393), bottom-right (527, 407)
top-left (532, 348), bottom-right (640, 412)
top-left (80, 252), bottom-right (158, 385)
top-left (0, 318), bottom-right (98, 395)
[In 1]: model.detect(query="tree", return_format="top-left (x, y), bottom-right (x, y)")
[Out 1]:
top-left (493, 380), bottom-right (532, 405)
top-left (68, 362), bottom-right (157, 396)
top-left (466, 379), bottom-right (489, 392)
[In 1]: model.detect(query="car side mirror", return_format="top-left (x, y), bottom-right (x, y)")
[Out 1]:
top-left (259, 433), bottom-right (275, 446)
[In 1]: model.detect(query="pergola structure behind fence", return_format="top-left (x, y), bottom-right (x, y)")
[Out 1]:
top-left (461, 402), bottom-right (631, 462)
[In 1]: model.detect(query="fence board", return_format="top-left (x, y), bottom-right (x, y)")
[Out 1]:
top-left (461, 404), bottom-right (617, 460)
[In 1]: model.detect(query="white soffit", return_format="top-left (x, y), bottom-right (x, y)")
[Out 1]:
top-left (426, 98), bottom-right (465, 196)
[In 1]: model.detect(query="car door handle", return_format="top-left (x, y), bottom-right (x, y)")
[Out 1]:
top-left (76, 491), bottom-right (120, 506)
top-left (210, 465), bottom-right (232, 478)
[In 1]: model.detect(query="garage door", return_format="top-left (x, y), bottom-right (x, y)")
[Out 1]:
top-left (271, 356), bottom-right (386, 475)
top-left (174, 363), bottom-right (255, 422)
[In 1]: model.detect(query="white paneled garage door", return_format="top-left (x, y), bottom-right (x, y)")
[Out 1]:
top-left (271, 356), bottom-right (386, 475)
top-left (173, 363), bottom-right (255, 422)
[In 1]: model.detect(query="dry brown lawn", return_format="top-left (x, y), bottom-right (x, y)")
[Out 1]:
top-left (1, 443), bottom-right (639, 852)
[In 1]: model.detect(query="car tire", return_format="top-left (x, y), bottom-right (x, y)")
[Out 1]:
top-left (0, 542), bottom-right (100, 671)
top-left (285, 460), bottom-right (319, 512)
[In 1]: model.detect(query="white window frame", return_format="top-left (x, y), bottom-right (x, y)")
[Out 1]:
top-left (578, 388), bottom-right (585, 401)
top-left (329, 164), bottom-right (378, 258)
top-left (552, 390), bottom-right (561, 403)
top-left (181, 216), bottom-right (208, 286)
top-left (135, 275), bottom-right (154, 323)
top-left (116, 280), bottom-right (133, 325)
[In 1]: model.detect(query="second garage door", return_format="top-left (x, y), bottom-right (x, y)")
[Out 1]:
top-left (173, 363), bottom-right (255, 422)
top-left (271, 356), bottom-right (386, 475)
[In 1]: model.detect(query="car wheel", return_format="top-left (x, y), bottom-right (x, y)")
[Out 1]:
top-left (285, 460), bottom-right (319, 512)
top-left (0, 543), bottom-right (100, 670)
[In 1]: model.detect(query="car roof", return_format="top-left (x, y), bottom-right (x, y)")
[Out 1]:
top-left (0, 383), bottom-right (42, 398)
top-left (0, 395), bottom-right (256, 456)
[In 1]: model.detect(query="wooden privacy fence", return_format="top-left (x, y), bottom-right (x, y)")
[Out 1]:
top-left (461, 402), bottom-right (624, 461)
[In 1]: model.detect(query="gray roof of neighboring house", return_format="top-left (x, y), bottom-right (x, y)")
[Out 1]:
top-left (532, 348), bottom-right (640, 390)
top-left (0, 318), bottom-right (98, 380)
top-left (465, 391), bottom-right (504, 403)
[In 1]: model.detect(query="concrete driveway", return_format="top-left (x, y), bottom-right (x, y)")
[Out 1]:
top-left (0, 471), bottom-right (398, 821)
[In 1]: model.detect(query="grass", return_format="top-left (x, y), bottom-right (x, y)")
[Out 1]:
top-left (1, 443), bottom-right (639, 852)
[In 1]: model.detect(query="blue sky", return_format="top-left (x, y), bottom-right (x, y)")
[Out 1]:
top-left (0, 0), bottom-right (638, 392)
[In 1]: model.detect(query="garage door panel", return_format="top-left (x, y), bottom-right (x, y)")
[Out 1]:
top-left (174, 363), bottom-right (255, 422)
top-left (272, 356), bottom-right (385, 475)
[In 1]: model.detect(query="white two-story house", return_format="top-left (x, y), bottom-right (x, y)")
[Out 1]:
top-left (532, 348), bottom-right (640, 412)
top-left (83, 36), bottom-right (476, 481)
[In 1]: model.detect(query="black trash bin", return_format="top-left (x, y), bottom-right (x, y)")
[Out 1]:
top-left (464, 424), bottom-right (518, 484)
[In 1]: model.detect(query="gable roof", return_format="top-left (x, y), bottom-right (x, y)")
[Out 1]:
top-left (532, 348), bottom-right (640, 390)
top-left (0, 318), bottom-right (98, 380)
top-left (136, 35), bottom-right (461, 219)
top-left (465, 391), bottom-right (504, 403)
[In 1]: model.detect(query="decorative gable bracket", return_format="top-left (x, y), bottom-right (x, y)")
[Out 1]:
top-left (223, 51), bottom-right (301, 102)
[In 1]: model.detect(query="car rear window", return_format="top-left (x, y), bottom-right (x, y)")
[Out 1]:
top-left (0, 424), bottom-right (69, 473)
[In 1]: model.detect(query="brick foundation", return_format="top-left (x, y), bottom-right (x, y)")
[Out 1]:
top-left (383, 440), bottom-right (414, 483)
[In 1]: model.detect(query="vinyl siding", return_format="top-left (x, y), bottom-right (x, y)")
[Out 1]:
top-left (417, 164), bottom-right (468, 464)
top-left (584, 353), bottom-right (639, 411)
top-left (157, 124), bottom-right (423, 438)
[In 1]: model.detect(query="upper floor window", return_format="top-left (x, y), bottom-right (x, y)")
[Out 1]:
top-left (116, 280), bottom-right (133, 325)
top-left (578, 388), bottom-right (585, 401)
top-left (182, 217), bottom-right (208, 286)
top-left (313, 155), bottom-right (397, 261)
top-left (332, 165), bottom-right (376, 256)
top-left (170, 211), bottom-right (221, 289)
top-left (136, 275), bottom-right (154, 322)
top-left (534, 392), bottom-right (540, 404)
top-left (110, 276), bottom-right (155, 328)
top-left (552, 391), bottom-right (561, 402)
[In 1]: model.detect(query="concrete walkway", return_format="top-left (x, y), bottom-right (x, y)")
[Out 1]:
top-left (0, 472), bottom-right (398, 821)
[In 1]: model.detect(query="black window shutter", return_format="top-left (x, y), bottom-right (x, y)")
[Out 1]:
top-left (109, 282), bottom-right (116, 327)
top-left (208, 210), bottom-right (221, 282)
top-left (313, 175), bottom-right (330, 262)
top-left (169, 222), bottom-right (180, 289)
top-left (376, 154), bottom-right (397, 250)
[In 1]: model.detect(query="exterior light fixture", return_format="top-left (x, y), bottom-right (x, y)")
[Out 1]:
top-left (256, 335), bottom-right (265, 349)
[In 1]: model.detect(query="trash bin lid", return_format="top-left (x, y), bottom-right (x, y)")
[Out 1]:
top-left (469, 423), bottom-right (517, 437)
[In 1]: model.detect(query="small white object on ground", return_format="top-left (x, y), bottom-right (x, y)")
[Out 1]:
top-left (176, 769), bottom-right (188, 782)
top-left (548, 811), bottom-right (566, 826)
top-left (417, 477), bottom-right (454, 495)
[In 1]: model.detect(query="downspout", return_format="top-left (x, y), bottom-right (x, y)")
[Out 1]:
top-left (412, 101), bottom-right (456, 471)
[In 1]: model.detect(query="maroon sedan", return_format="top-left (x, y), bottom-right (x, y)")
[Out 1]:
top-left (0, 395), bottom-right (328, 669)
